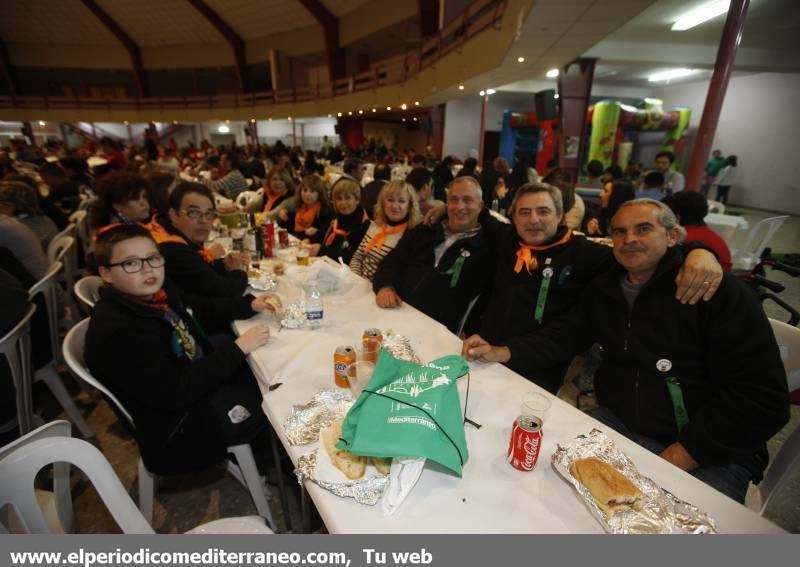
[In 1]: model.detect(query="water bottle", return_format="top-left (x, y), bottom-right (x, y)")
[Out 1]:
top-left (305, 285), bottom-right (323, 329)
top-left (491, 198), bottom-right (499, 212)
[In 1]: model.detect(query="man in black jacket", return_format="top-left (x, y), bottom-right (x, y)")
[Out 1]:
top-left (372, 176), bottom-right (493, 334)
top-left (147, 182), bottom-right (249, 298)
top-left (466, 199), bottom-right (789, 501)
top-left (86, 224), bottom-right (277, 475)
top-left (464, 183), bottom-right (723, 393)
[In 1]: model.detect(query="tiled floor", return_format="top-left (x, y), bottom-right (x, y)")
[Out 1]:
top-left (24, 206), bottom-right (800, 534)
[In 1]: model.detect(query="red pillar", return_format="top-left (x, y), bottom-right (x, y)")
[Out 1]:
top-left (684, 0), bottom-right (749, 191)
top-left (557, 58), bottom-right (596, 182)
top-left (478, 94), bottom-right (488, 165)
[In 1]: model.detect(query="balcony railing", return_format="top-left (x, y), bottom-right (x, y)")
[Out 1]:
top-left (0, 0), bottom-right (506, 113)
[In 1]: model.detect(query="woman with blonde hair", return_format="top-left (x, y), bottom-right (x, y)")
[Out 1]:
top-left (349, 180), bottom-right (420, 281)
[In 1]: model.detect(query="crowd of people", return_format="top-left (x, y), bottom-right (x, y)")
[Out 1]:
top-left (0, 131), bottom-right (787, 507)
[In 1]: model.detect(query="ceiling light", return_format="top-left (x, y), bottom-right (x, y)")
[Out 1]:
top-left (38, 120), bottom-right (45, 126)
top-left (218, 125), bottom-right (230, 133)
top-left (372, 108), bottom-right (376, 113)
top-left (225, 120), bottom-right (230, 124)
top-left (517, 56), bottom-right (525, 63)
top-left (173, 120), bottom-right (179, 125)
top-left (648, 68), bottom-right (695, 82)
top-left (414, 101), bottom-right (420, 106)
top-left (250, 118), bottom-right (255, 123)
top-left (401, 103), bottom-right (407, 110)
top-left (268, 118), bottom-right (272, 121)
top-left (348, 111), bottom-right (353, 116)
top-left (479, 90), bottom-right (485, 96)
top-left (337, 112), bottom-right (342, 117)
top-left (288, 116), bottom-right (292, 121)
top-left (402, 118), bottom-right (406, 122)
top-left (554, 93), bottom-right (560, 99)
top-left (386, 106), bottom-right (391, 110)
top-left (413, 117), bottom-right (418, 121)
top-left (671, 0), bottom-right (730, 31)
top-left (546, 68), bottom-right (559, 78)
top-left (124, 121), bottom-right (129, 126)
top-left (358, 109), bottom-right (363, 114)
top-left (458, 84), bottom-right (465, 90)
top-left (486, 88), bottom-right (496, 95)
top-left (328, 114), bottom-right (332, 118)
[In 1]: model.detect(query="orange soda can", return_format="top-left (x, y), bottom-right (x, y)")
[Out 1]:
top-left (334, 346), bottom-right (356, 387)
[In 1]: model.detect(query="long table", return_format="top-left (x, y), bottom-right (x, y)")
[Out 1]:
top-left (232, 260), bottom-right (783, 534)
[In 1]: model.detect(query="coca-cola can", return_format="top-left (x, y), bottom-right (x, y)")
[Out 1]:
top-left (507, 415), bottom-right (543, 472)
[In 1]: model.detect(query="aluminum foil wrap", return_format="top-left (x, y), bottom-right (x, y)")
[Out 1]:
top-left (552, 429), bottom-right (717, 534)
top-left (296, 450), bottom-right (389, 506)
top-left (280, 300), bottom-right (307, 329)
top-left (381, 333), bottom-right (421, 364)
top-left (283, 389), bottom-right (354, 446)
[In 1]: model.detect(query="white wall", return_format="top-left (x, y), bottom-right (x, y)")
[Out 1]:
top-left (442, 98), bottom-right (482, 160)
top-left (653, 72), bottom-right (800, 215)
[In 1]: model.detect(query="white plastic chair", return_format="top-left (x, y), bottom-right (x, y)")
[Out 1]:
top-left (46, 232), bottom-right (81, 321)
top-left (0, 304), bottom-right (36, 435)
top-left (62, 319), bottom-right (277, 531)
top-left (73, 275), bottom-right (103, 310)
top-left (29, 262), bottom-right (93, 439)
top-left (745, 319), bottom-right (800, 514)
top-left (68, 210), bottom-right (90, 258)
top-left (0, 420), bottom-right (73, 533)
top-left (731, 215), bottom-right (789, 270)
top-left (0, 423), bottom-right (273, 534)
top-left (706, 199), bottom-right (726, 214)
top-left (236, 190), bottom-right (260, 210)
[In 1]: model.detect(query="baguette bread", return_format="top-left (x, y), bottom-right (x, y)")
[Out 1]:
top-left (321, 417), bottom-right (366, 480)
top-left (569, 457), bottom-right (642, 517)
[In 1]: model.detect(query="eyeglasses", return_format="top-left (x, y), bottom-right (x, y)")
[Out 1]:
top-left (107, 253), bottom-right (165, 273)
top-left (180, 208), bottom-right (217, 220)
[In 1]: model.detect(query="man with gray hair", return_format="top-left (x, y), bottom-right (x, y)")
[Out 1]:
top-left (463, 185), bottom-right (724, 394)
top-left (470, 198), bottom-right (789, 501)
top-left (373, 176), bottom-right (495, 333)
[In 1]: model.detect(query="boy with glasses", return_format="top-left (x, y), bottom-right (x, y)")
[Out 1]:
top-left (86, 223), bottom-right (280, 476)
top-left (147, 182), bottom-right (250, 298)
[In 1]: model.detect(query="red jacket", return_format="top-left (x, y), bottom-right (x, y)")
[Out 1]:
top-left (685, 224), bottom-right (732, 272)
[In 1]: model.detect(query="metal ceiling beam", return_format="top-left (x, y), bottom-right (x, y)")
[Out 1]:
top-left (187, 0), bottom-right (250, 93)
top-left (0, 38), bottom-right (16, 97)
top-left (79, 0), bottom-right (150, 97)
top-left (418, 0), bottom-right (439, 37)
top-left (297, 0), bottom-right (346, 82)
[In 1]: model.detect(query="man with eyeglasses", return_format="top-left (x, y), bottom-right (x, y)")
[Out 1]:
top-left (147, 182), bottom-right (249, 298)
top-left (467, 198), bottom-right (789, 502)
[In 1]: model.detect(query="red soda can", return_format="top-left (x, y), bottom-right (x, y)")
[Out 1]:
top-left (507, 415), bottom-right (543, 471)
top-left (278, 228), bottom-right (289, 247)
top-left (261, 219), bottom-right (275, 258)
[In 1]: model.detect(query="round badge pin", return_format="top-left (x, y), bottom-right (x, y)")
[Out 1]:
top-left (462, 250), bottom-right (470, 257)
top-left (542, 267), bottom-right (554, 278)
top-left (656, 358), bottom-right (672, 373)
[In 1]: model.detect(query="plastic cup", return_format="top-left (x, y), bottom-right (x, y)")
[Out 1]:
top-left (296, 247), bottom-right (310, 266)
top-left (347, 361), bottom-right (375, 397)
top-left (360, 337), bottom-right (381, 365)
top-left (521, 392), bottom-right (551, 422)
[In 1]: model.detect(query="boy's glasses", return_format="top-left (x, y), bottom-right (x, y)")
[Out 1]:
top-left (107, 254), bottom-right (165, 273)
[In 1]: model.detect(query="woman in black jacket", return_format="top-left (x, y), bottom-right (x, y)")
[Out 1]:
top-left (85, 224), bottom-right (278, 475)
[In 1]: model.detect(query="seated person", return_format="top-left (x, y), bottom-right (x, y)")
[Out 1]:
top-left (147, 182), bottom-right (249, 298)
top-left (0, 181), bottom-right (58, 250)
top-left (314, 179), bottom-right (369, 265)
top-left (665, 190), bottom-right (732, 272)
top-left (40, 162), bottom-right (81, 216)
top-left (373, 177), bottom-right (496, 334)
top-left (89, 171), bottom-right (152, 232)
top-left (464, 199), bottom-right (789, 501)
top-left (463, 183), bottom-right (722, 393)
top-left (360, 163), bottom-right (390, 220)
top-left (405, 167), bottom-right (437, 216)
top-left (636, 170), bottom-right (666, 201)
top-left (197, 153), bottom-right (249, 199)
top-left (0, 213), bottom-right (48, 280)
top-left (85, 224), bottom-right (279, 475)
top-left (260, 166), bottom-right (295, 213)
top-left (350, 180), bottom-right (422, 282)
top-left (277, 173), bottom-right (332, 243)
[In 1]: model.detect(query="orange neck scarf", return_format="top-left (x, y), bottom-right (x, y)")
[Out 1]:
top-left (294, 201), bottom-right (321, 233)
top-left (324, 210), bottom-right (368, 247)
top-left (514, 229), bottom-right (573, 274)
top-left (146, 217), bottom-right (215, 265)
top-left (365, 222), bottom-right (407, 253)
top-left (264, 188), bottom-right (287, 212)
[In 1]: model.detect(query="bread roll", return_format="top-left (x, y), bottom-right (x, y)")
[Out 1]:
top-left (569, 457), bottom-right (641, 517)
top-left (321, 417), bottom-right (366, 480)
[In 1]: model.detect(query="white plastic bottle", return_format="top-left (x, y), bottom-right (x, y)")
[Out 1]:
top-left (305, 284), bottom-right (324, 329)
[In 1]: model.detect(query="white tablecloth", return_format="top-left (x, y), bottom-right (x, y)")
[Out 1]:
top-left (233, 266), bottom-right (782, 534)
top-left (705, 213), bottom-right (749, 240)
